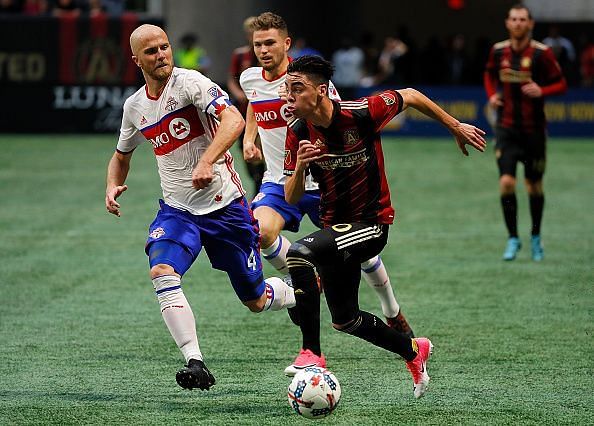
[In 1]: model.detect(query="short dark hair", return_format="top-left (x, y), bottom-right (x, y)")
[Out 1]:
top-left (252, 12), bottom-right (288, 35)
top-left (508, 3), bottom-right (532, 20)
top-left (287, 55), bottom-right (334, 86)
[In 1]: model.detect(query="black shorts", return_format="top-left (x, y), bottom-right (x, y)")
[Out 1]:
top-left (495, 126), bottom-right (546, 181)
top-left (294, 223), bottom-right (389, 324)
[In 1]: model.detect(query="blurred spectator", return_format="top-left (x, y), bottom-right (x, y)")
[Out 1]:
top-left (359, 31), bottom-right (380, 86)
top-left (174, 33), bottom-right (211, 75)
top-left (101, 0), bottom-right (123, 15)
top-left (0, 0), bottom-right (22, 13)
top-left (87, 0), bottom-right (104, 16)
top-left (446, 33), bottom-right (471, 85)
top-left (51, 0), bottom-right (81, 16)
top-left (543, 25), bottom-right (577, 85)
top-left (470, 36), bottom-right (492, 85)
top-left (331, 36), bottom-right (364, 98)
top-left (579, 35), bottom-right (594, 87)
top-left (394, 25), bottom-right (416, 84)
top-left (376, 35), bottom-right (408, 85)
top-left (227, 16), bottom-right (264, 193)
top-left (288, 37), bottom-right (322, 58)
top-left (543, 25), bottom-right (576, 63)
top-left (418, 36), bottom-right (447, 85)
top-left (228, 16), bottom-right (258, 106)
top-left (22, 0), bottom-right (48, 14)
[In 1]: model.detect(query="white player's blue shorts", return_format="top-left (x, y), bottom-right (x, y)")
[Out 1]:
top-left (250, 182), bottom-right (322, 232)
top-left (145, 198), bottom-right (264, 302)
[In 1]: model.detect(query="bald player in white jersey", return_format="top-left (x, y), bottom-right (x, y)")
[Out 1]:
top-left (105, 24), bottom-right (296, 391)
top-left (239, 12), bottom-right (414, 377)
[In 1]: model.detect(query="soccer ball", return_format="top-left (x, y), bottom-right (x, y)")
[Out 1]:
top-left (287, 366), bottom-right (341, 419)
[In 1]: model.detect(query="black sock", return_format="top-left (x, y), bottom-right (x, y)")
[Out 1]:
top-left (290, 266), bottom-right (321, 356)
top-left (341, 311), bottom-right (417, 361)
top-left (287, 307), bottom-right (300, 326)
top-left (501, 194), bottom-right (518, 238)
top-left (529, 194), bottom-right (544, 236)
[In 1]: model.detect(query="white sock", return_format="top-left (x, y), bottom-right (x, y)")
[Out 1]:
top-left (263, 276), bottom-right (296, 311)
top-left (152, 275), bottom-right (203, 363)
top-left (261, 235), bottom-right (291, 275)
top-left (361, 256), bottom-right (400, 318)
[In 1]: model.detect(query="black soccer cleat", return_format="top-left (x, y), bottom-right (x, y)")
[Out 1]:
top-left (176, 359), bottom-right (216, 390)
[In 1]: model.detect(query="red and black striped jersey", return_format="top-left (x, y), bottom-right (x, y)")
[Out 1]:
top-left (284, 90), bottom-right (404, 227)
top-left (484, 39), bottom-right (566, 132)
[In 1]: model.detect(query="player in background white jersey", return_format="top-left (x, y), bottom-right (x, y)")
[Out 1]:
top-left (239, 13), bottom-right (414, 376)
top-left (105, 24), bottom-right (295, 391)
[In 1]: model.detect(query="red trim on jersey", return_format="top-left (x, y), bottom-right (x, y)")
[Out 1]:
top-left (483, 72), bottom-right (498, 98)
top-left (205, 116), bottom-right (213, 138)
top-left (224, 152), bottom-right (244, 194)
top-left (141, 104), bottom-right (205, 156)
top-left (59, 15), bottom-right (77, 84)
top-left (540, 79), bottom-right (567, 97)
top-left (251, 99), bottom-right (287, 129)
top-left (144, 74), bottom-right (172, 100)
top-left (206, 114), bottom-right (218, 138)
top-left (261, 68), bottom-right (287, 82)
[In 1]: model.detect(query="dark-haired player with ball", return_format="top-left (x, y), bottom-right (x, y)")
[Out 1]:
top-left (283, 55), bottom-right (486, 398)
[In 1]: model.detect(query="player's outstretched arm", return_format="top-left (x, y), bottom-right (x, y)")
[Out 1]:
top-left (105, 151), bottom-right (131, 217)
top-left (193, 106), bottom-right (245, 190)
top-left (398, 88), bottom-right (487, 156)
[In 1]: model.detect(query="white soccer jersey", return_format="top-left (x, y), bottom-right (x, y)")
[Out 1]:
top-left (117, 67), bottom-right (244, 215)
top-left (239, 67), bottom-right (340, 190)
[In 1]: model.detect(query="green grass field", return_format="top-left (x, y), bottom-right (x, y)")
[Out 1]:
top-left (0, 135), bottom-right (592, 425)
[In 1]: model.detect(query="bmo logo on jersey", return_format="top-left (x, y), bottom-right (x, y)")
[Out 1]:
top-left (142, 104), bottom-right (206, 156)
top-left (254, 110), bottom-right (278, 122)
top-left (149, 133), bottom-right (170, 149)
top-left (252, 99), bottom-right (289, 130)
top-left (169, 117), bottom-right (191, 140)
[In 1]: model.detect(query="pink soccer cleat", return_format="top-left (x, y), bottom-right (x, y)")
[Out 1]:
top-left (405, 337), bottom-right (433, 398)
top-left (284, 348), bottom-right (326, 377)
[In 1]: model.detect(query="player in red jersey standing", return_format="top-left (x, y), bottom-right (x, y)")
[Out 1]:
top-left (484, 4), bottom-right (567, 261)
top-left (283, 55), bottom-right (486, 398)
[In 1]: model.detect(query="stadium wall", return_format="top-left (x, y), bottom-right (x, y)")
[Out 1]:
top-left (357, 87), bottom-right (594, 138)
top-left (0, 14), bottom-right (161, 133)
top-left (1, 9), bottom-right (592, 137)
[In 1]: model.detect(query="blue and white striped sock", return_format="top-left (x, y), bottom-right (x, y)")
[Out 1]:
top-left (261, 235), bottom-right (291, 275)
